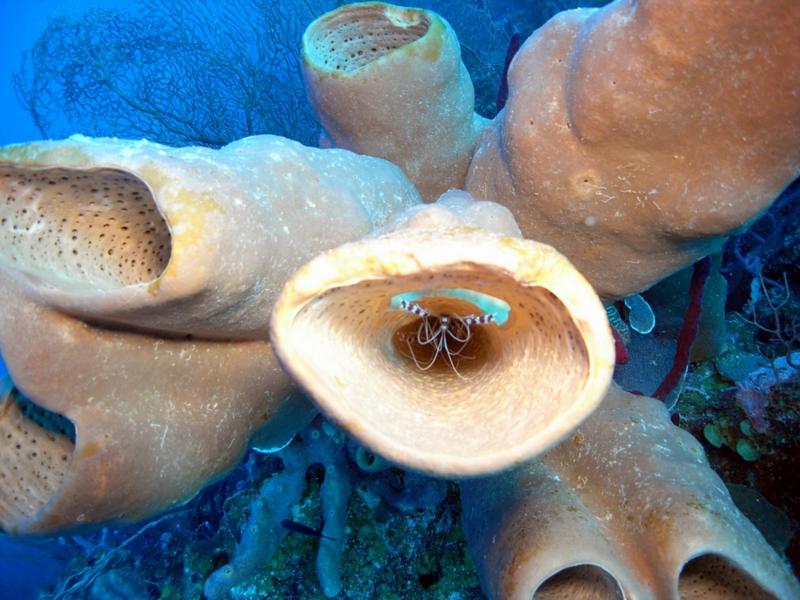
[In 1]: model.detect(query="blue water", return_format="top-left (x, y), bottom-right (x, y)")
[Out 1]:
top-left (0, 0), bottom-right (129, 146)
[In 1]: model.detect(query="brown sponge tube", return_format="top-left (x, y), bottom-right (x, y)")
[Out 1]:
top-left (302, 2), bottom-right (488, 201)
top-left (466, 0), bottom-right (800, 298)
top-left (271, 194), bottom-right (615, 476)
top-left (0, 271), bottom-right (294, 533)
top-left (0, 133), bottom-right (422, 533)
top-left (461, 384), bottom-right (800, 599)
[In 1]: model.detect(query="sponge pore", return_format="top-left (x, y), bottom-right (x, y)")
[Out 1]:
top-left (0, 165), bottom-right (171, 292)
top-left (0, 388), bottom-right (74, 526)
top-left (679, 555), bottom-right (780, 599)
top-left (304, 3), bottom-right (431, 73)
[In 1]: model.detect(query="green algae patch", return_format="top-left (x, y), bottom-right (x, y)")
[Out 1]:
top-left (703, 423), bottom-right (724, 448)
top-left (736, 438), bottom-right (761, 462)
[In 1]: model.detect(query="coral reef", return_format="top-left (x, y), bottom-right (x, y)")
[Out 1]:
top-left (204, 418), bottom-right (353, 599)
top-left (1, 0), bottom-right (798, 598)
top-left (29, 423), bottom-right (478, 599)
top-left (205, 416), bottom-right (452, 598)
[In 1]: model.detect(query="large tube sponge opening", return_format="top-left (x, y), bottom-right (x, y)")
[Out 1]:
top-left (271, 228), bottom-right (615, 477)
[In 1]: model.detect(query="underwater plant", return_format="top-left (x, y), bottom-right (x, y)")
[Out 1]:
top-left (13, 0), bottom-right (608, 146)
top-left (14, 0), bottom-right (330, 146)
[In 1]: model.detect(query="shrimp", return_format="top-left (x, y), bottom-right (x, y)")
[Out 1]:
top-left (397, 299), bottom-right (495, 377)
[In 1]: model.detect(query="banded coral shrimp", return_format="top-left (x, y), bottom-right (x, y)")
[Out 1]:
top-left (391, 295), bottom-right (499, 378)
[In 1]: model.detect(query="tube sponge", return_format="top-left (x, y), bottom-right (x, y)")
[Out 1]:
top-left (302, 2), bottom-right (488, 200)
top-left (0, 270), bottom-right (294, 533)
top-left (270, 192), bottom-right (615, 476)
top-left (0, 133), bottom-right (421, 533)
top-left (0, 134), bottom-right (420, 338)
top-left (461, 384), bottom-right (800, 599)
top-left (466, 0), bottom-right (800, 298)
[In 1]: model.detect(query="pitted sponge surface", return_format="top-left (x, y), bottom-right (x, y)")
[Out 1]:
top-left (0, 391), bottom-right (74, 527)
top-left (304, 4), bottom-right (430, 72)
top-left (0, 165), bottom-right (171, 291)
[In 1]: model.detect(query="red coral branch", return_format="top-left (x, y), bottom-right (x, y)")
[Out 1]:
top-left (653, 256), bottom-right (712, 400)
top-left (611, 327), bottom-right (629, 365)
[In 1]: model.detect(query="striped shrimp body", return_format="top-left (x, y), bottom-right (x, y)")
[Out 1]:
top-left (396, 299), bottom-right (496, 377)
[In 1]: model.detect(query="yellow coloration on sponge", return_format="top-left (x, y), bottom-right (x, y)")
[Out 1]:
top-left (0, 133), bottom-right (421, 532)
